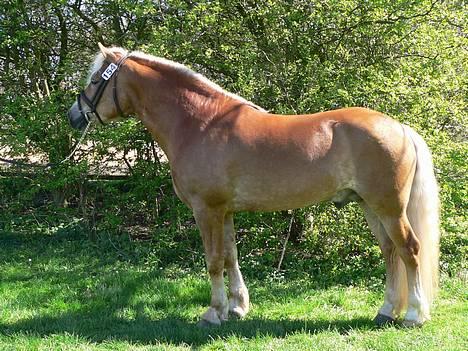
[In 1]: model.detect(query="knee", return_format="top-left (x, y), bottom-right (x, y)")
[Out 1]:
top-left (224, 250), bottom-right (237, 269)
top-left (207, 255), bottom-right (224, 275)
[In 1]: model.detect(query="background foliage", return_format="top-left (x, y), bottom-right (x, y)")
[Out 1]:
top-left (0, 0), bottom-right (466, 282)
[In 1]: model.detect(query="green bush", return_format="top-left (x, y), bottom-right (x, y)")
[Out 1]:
top-left (0, 0), bottom-right (465, 282)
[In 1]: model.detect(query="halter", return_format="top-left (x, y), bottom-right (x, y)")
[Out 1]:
top-left (77, 54), bottom-right (129, 125)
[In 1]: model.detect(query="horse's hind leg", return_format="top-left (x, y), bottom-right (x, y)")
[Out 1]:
top-left (379, 214), bottom-right (430, 327)
top-left (224, 213), bottom-right (250, 318)
top-left (361, 203), bottom-right (407, 325)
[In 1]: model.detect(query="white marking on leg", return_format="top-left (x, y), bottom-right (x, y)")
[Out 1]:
top-left (211, 272), bottom-right (229, 321)
top-left (379, 289), bottom-right (397, 319)
top-left (405, 269), bottom-right (430, 324)
top-left (227, 263), bottom-right (249, 317)
top-left (224, 214), bottom-right (249, 318)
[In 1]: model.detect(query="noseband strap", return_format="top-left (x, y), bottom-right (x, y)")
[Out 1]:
top-left (77, 54), bottom-right (129, 125)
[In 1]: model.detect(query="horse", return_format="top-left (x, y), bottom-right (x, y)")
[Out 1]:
top-left (68, 43), bottom-right (440, 327)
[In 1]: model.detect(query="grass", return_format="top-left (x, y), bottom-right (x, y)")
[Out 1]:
top-left (0, 229), bottom-right (466, 351)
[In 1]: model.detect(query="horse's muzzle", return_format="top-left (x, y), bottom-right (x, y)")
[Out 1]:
top-left (68, 102), bottom-right (89, 131)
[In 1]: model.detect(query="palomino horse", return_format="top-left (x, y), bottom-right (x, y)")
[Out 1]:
top-left (68, 44), bottom-right (440, 327)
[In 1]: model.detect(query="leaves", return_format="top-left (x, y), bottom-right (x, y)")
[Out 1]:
top-left (0, 0), bottom-right (466, 275)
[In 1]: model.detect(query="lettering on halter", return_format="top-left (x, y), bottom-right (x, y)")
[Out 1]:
top-left (102, 63), bottom-right (118, 80)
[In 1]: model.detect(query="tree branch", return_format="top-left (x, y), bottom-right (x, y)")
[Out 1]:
top-left (69, 3), bottom-right (105, 44)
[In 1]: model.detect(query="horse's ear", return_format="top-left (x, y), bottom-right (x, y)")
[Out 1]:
top-left (98, 42), bottom-right (117, 62)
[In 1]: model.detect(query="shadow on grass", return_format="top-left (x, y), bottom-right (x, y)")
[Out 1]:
top-left (0, 275), bottom-right (376, 347)
top-left (0, 310), bottom-right (374, 347)
top-left (0, 230), bottom-right (377, 347)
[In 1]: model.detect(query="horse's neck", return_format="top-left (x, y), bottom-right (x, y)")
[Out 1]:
top-left (126, 61), bottom-right (229, 161)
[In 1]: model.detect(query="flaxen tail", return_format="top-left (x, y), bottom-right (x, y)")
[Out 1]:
top-left (404, 125), bottom-right (440, 309)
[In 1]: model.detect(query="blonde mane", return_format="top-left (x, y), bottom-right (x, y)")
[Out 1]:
top-left (88, 47), bottom-right (265, 112)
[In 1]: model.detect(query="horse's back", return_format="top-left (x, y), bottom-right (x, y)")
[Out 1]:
top-left (221, 107), bottom-right (410, 211)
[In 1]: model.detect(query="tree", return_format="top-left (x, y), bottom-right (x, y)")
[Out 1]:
top-left (0, 0), bottom-right (466, 274)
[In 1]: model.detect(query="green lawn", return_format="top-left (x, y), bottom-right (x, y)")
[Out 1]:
top-left (0, 230), bottom-right (466, 351)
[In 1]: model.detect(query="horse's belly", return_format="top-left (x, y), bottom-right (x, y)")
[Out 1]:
top-left (231, 174), bottom-right (339, 211)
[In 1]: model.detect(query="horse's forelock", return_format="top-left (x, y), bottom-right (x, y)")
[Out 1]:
top-left (87, 47), bottom-right (128, 83)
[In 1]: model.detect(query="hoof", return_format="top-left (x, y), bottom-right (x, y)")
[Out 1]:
top-left (229, 306), bottom-right (247, 320)
top-left (229, 297), bottom-right (249, 320)
top-left (401, 319), bottom-right (425, 328)
top-left (373, 313), bottom-right (396, 327)
top-left (199, 307), bottom-right (223, 327)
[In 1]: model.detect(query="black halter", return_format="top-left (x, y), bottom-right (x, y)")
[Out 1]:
top-left (77, 54), bottom-right (129, 125)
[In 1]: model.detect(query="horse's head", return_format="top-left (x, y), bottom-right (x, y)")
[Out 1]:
top-left (68, 43), bottom-right (129, 130)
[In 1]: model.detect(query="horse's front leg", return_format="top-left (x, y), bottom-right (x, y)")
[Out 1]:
top-left (193, 205), bottom-right (229, 325)
top-left (224, 213), bottom-right (250, 318)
